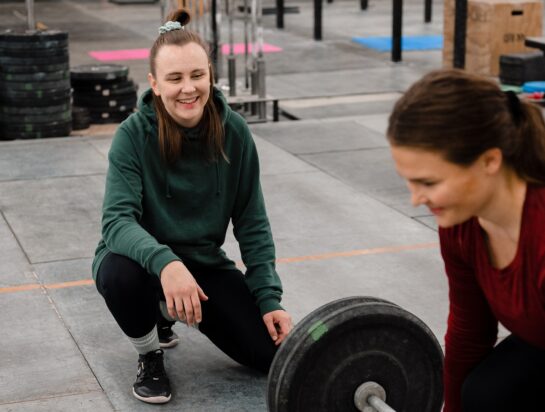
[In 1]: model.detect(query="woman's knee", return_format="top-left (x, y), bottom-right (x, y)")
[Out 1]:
top-left (461, 367), bottom-right (514, 412)
top-left (97, 252), bottom-right (151, 296)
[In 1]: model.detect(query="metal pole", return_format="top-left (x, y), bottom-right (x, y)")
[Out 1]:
top-left (392, 0), bottom-right (402, 62)
top-left (368, 395), bottom-right (397, 412)
top-left (314, 0), bottom-right (322, 41)
top-left (453, 0), bottom-right (467, 68)
top-left (255, 0), bottom-right (266, 119)
top-left (276, 0), bottom-right (284, 28)
top-left (210, 0), bottom-right (219, 81)
top-left (424, 0), bottom-right (432, 23)
top-left (25, 0), bottom-right (35, 30)
top-left (244, 0), bottom-right (250, 88)
top-left (250, 0), bottom-right (258, 115)
top-left (361, 0), bottom-right (368, 10)
top-left (227, 0), bottom-right (236, 96)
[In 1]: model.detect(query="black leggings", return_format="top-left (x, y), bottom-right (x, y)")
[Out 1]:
top-left (462, 334), bottom-right (545, 411)
top-left (96, 252), bottom-right (277, 373)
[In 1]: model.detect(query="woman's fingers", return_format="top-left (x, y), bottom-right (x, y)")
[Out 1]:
top-left (174, 296), bottom-right (186, 321)
top-left (197, 285), bottom-right (209, 301)
top-left (166, 296), bottom-right (178, 320)
top-left (191, 293), bottom-right (203, 324)
top-left (160, 261), bottom-right (206, 325)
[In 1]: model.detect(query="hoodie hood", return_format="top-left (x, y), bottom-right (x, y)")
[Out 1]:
top-left (136, 87), bottom-right (232, 198)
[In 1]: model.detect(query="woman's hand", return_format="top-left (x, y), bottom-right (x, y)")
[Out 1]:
top-left (263, 310), bottom-right (293, 346)
top-left (160, 260), bottom-right (208, 326)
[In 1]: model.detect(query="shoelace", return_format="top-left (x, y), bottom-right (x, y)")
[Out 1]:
top-left (139, 350), bottom-right (167, 379)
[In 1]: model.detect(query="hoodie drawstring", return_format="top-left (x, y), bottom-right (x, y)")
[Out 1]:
top-left (165, 169), bottom-right (172, 199)
top-left (215, 162), bottom-right (221, 196)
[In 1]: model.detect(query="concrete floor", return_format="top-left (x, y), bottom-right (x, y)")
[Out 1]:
top-left (0, 0), bottom-right (524, 410)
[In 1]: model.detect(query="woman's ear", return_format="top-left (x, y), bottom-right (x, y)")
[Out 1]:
top-left (148, 73), bottom-right (160, 96)
top-left (481, 147), bottom-right (503, 175)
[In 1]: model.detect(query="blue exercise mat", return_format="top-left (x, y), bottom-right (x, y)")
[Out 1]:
top-left (351, 35), bottom-right (443, 52)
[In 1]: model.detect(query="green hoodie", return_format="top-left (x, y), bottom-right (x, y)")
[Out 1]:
top-left (92, 87), bottom-right (283, 315)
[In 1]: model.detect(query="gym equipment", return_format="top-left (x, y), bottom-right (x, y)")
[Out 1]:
top-left (70, 64), bottom-right (138, 125)
top-left (500, 52), bottom-right (545, 86)
top-left (71, 106), bottom-right (91, 131)
top-left (526, 37), bottom-right (545, 54)
top-left (0, 29), bottom-right (71, 140)
top-left (227, 0), bottom-right (236, 96)
top-left (267, 296), bottom-right (444, 412)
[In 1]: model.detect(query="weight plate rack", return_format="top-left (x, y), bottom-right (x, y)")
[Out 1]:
top-left (0, 29), bottom-right (71, 140)
top-left (70, 64), bottom-right (138, 125)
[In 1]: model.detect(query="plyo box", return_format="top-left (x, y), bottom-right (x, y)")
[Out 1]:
top-left (443, 0), bottom-right (543, 76)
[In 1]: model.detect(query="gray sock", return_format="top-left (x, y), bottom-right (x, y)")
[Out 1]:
top-left (128, 326), bottom-right (160, 355)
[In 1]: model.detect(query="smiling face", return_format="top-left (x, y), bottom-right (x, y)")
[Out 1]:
top-left (390, 145), bottom-right (502, 228)
top-left (148, 42), bottom-right (211, 128)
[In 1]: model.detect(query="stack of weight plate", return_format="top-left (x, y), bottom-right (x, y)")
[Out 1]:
top-left (70, 64), bottom-right (138, 125)
top-left (0, 29), bottom-right (71, 140)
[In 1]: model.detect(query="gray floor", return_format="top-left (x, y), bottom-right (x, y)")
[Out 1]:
top-left (0, 0), bottom-right (514, 410)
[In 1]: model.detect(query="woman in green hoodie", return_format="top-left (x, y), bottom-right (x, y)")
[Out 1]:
top-left (92, 9), bottom-right (292, 404)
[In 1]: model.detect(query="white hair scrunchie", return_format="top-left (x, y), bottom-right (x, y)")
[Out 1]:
top-left (158, 21), bottom-right (183, 34)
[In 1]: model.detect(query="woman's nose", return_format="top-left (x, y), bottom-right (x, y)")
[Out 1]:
top-left (407, 183), bottom-right (425, 206)
top-left (181, 80), bottom-right (196, 93)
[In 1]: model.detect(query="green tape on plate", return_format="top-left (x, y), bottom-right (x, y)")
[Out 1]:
top-left (308, 321), bottom-right (328, 341)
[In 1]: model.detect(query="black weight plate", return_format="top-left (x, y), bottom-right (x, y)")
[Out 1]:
top-left (0, 110), bottom-right (71, 124)
top-left (0, 29), bottom-right (68, 43)
top-left (0, 103), bottom-right (70, 115)
top-left (0, 62), bottom-right (69, 74)
top-left (70, 76), bottom-right (131, 91)
top-left (72, 118), bottom-right (91, 130)
top-left (70, 64), bottom-right (129, 81)
top-left (1, 86), bottom-right (71, 101)
top-left (71, 77), bottom-right (134, 92)
top-left (2, 95), bottom-right (71, 108)
top-left (267, 297), bottom-right (444, 412)
top-left (89, 111), bottom-right (133, 124)
top-left (0, 79), bottom-right (71, 92)
top-left (73, 94), bottom-right (137, 108)
top-left (0, 54), bottom-right (69, 66)
top-left (0, 46), bottom-right (69, 58)
top-left (0, 49), bottom-right (69, 61)
top-left (0, 39), bottom-right (68, 50)
top-left (1, 126), bottom-right (72, 140)
top-left (0, 120), bottom-right (72, 133)
top-left (72, 106), bottom-right (90, 117)
top-left (86, 104), bottom-right (137, 115)
top-left (0, 70), bottom-right (70, 82)
top-left (74, 82), bottom-right (138, 98)
top-left (267, 295), bottom-right (398, 407)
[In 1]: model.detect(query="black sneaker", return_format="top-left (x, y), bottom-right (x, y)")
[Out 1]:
top-left (158, 325), bottom-right (180, 348)
top-left (132, 349), bottom-right (171, 404)
top-left (157, 317), bottom-right (180, 349)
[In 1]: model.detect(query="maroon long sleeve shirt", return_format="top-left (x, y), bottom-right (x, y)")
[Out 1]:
top-left (439, 184), bottom-right (545, 412)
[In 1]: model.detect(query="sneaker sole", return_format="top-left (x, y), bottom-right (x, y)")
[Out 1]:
top-left (159, 338), bottom-right (180, 349)
top-left (132, 389), bottom-right (172, 404)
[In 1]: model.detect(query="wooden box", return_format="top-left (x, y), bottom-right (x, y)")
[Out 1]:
top-left (443, 0), bottom-right (543, 76)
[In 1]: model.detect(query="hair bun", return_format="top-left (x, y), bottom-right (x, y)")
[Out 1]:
top-left (166, 9), bottom-right (191, 27)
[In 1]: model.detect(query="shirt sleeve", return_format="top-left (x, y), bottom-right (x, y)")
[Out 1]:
top-left (231, 125), bottom-right (283, 315)
top-left (101, 126), bottom-right (180, 277)
top-left (439, 226), bottom-right (498, 412)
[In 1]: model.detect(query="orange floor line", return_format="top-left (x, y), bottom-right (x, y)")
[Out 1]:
top-left (276, 242), bottom-right (438, 263)
top-left (0, 242), bottom-right (438, 295)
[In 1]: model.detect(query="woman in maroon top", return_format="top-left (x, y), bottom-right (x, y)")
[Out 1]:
top-left (387, 68), bottom-right (545, 412)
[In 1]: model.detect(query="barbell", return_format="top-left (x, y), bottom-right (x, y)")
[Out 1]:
top-left (267, 296), bottom-right (444, 412)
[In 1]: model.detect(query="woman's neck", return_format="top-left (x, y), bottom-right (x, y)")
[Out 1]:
top-left (477, 171), bottom-right (527, 243)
